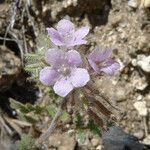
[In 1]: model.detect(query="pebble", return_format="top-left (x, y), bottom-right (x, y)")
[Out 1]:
top-left (131, 59), bottom-right (137, 66)
top-left (91, 138), bottom-right (100, 147)
top-left (96, 145), bottom-right (102, 150)
top-left (137, 55), bottom-right (150, 73)
top-left (140, 0), bottom-right (150, 8)
top-left (68, 129), bottom-right (75, 136)
top-left (128, 0), bottom-right (138, 8)
top-left (132, 77), bottom-right (148, 91)
top-left (133, 101), bottom-right (148, 116)
top-left (136, 95), bottom-right (143, 101)
top-left (133, 130), bottom-right (144, 140)
top-left (143, 136), bottom-right (150, 145)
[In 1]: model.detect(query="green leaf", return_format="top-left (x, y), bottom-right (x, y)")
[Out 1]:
top-left (46, 105), bottom-right (57, 117)
top-left (75, 113), bottom-right (83, 128)
top-left (10, 99), bottom-right (30, 114)
top-left (60, 112), bottom-right (70, 122)
top-left (26, 76), bottom-right (39, 82)
top-left (10, 99), bottom-right (44, 123)
top-left (25, 47), bottom-right (45, 63)
top-left (34, 105), bottom-right (45, 114)
top-left (77, 130), bottom-right (86, 143)
top-left (87, 119), bottom-right (101, 136)
top-left (25, 104), bottom-right (45, 114)
top-left (48, 87), bottom-right (61, 101)
top-left (24, 47), bottom-right (46, 82)
top-left (24, 115), bottom-right (38, 124)
top-left (11, 99), bottom-right (45, 114)
top-left (16, 134), bottom-right (35, 150)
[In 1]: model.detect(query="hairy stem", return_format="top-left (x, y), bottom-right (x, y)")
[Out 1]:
top-left (37, 97), bottom-right (68, 144)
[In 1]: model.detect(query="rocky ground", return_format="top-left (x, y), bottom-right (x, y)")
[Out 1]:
top-left (0, 0), bottom-right (150, 150)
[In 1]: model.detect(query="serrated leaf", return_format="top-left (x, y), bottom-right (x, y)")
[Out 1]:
top-left (17, 134), bottom-right (35, 150)
top-left (60, 112), bottom-right (70, 122)
top-left (46, 105), bottom-right (57, 117)
top-left (25, 103), bottom-right (45, 114)
top-left (26, 76), bottom-right (39, 82)
top-left (75, 113), bottom-right (83, 128)
top-left (77, 130), bottom-right (86, 143)
top-left (24, 47), bottom-right (46, 82)
top-left (10, 99), bottom-right (30, 114)
top-left (87, 119), bottom-right (101, 136)
top-left (34, 105), bottom-right (45, 114)
top-left (10, 98), bottom-right (45, 117)
top-left (24, 115), bottom-right (38, 124)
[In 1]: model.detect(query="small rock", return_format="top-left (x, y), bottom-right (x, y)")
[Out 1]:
top-left (91, 138), bottom-right (100, 147)
top-left (131, 59), bottom-right (137, 66)
top-left (136, 95), bottom-right (143, 101)
top-left (133, 130), bottom-right (144, 140)
top-left (96, 145), bottom-right (102, 150)
top-left (128, 0), bottom-right (138, 8)
top-left (133, 101), bottom-right (148, 116)
top-left (137, 55), bottom-right (150, 73)
top-left (140, 0), bottom-right (150, 8)
top-left (102, 126), bottom-right (144, 150)
top-left (143, 136), bottom-right (150, 145)
top-left (132, 77), bottom-right (148, 91)
top-left (68, 129), bottom-right (75, 136)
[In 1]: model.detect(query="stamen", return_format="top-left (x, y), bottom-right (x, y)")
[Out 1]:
top-left (57, 64), bottom-right (71, 76)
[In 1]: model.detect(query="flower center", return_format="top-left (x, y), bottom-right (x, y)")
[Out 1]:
top-left (57, 64), bottom-right (71, 76)
top-left (60, 31), bottom-right (74, 44)
top-left (95, 61), bottom-right (104, 66)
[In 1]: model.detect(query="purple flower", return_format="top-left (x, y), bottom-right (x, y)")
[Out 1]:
top-left (47, 19), bottom-right (89, 47)
top-left (88, 47), bottom-right (120, 75)
top-left (40, 49), bottom-right (90, 97)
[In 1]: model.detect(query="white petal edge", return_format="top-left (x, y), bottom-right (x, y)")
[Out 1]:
top-left (70, 68), bottom-right (90, 87)
top-left (53, 77), bottom-right (73, 97)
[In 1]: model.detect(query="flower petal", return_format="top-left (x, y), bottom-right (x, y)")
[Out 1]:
top-left (70, 68), bottom-right (90, 87)
top-left (74, 26), bottom-right (89, 39)
top-left (69, 39), bottom-right (87, 46)
top-left (45, 48), bottom-right (65, 67)
top-left (88, 58), bottom-right (100, 73)
top-left (56, 19), bottom-right (75, 35)
top-left (39, 67), bottom-right (59, 86)
top-left (47, 28), bottom-right (63, 46)
top-left (100, 59), bottom-right (120, 75)
top-left (66, 50), bottom-right (82, 66)
top-left (89, 47), bottom-right (112, 62)
top-left (54, 77), bottom-right (73, 97)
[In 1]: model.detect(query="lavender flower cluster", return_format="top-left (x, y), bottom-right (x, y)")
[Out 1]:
top-left (39, 19), bottom-right (120, 97)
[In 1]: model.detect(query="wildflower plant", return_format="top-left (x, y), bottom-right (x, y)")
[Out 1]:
top-left (25, 19), bottom-right (120, 144)
top-left (40, 48), bottom-right (90, 97)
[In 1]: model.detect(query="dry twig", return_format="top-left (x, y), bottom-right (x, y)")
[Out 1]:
top-left (36, 96), bottom-right (68, 144)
